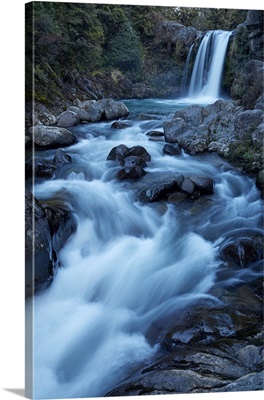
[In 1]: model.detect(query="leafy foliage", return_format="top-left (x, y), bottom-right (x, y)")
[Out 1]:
top-left (25, 2), bottom-right (249, 102)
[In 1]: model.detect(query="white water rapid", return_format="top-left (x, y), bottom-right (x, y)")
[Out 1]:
top-left (188, 30), bottom-right (232, 103)
top-left (30, 100), bottom-right (262, 399)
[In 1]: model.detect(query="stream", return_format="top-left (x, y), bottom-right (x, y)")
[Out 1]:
top-left (32, 99), bottom-right (263, 399)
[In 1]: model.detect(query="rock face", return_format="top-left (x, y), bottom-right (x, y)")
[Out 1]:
top-left (163, 99), bottom-right (264, 194)
top-left (163, 100), bottom-right (239, 157)
top-left (155, 20), bottom-right (199, 49)
top-left (231, 60), bottom-right (264, 110)
top-left (30, 125), bottom-right (77, 148)
top-left (245, 10), bottom-right (264, 60)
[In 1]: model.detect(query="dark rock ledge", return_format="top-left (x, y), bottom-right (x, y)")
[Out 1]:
top-left (107, 279), bottom-right (263, 396)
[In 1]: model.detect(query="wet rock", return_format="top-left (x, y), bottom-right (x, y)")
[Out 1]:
top-left (168, 192), bottom-right (188, 203)
top-left (138, 178), bottom-right (179, 202)
top-left (220, 239), bottom-right (263, 268)
top-left (189, 176), bottom-right (214, 194)
top-left (128, 146), bottom-right (151, 162)
top-left (163, 143), bottom-right (181, 156)
top-left (53, 148), bottom-right (72, 165)
top-left (107, 145), bottom-right (151, 180)
top-left (30, 125), bottom-right (77, 148)
top-left (146, 130), bottom-right (164, 137)
top-left (120, 156), bottom-right (147, 168)
top-left (180, 177), bottom-right (195, 195)
top-left (116, 166), bottom-right (147, 180)
top-left (56, 110), bottom-right (80, 127)
top-left (107, 144), bottom-right (129, 162)
top-left (219, 229), bottom-right (263, 268)
top-left (34, 159), bottom-right (56, 178)
top-left (163, 118), bottom-right (194, 144)
top-left (111, 121), bottom-right (130, 129)
top-left (43, 203), bottom-right (76, 254)
top-left (25, 189), bottom-right (56, 297)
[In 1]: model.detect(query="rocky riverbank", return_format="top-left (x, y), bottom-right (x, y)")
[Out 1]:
top-left (24, 6), bottom-right (264, 398)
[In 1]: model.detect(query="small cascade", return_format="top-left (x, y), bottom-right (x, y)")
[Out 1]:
top-left (188, 30), bottom-right (232, 101)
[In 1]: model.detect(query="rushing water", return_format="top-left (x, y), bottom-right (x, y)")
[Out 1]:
top-left (31, 99), bottom-right (262, 399)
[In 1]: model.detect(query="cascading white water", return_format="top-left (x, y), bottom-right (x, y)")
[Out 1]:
top-left (29, 101), bottom-right (262, 399)
top-left (188, 30), bottom-right (232, 101)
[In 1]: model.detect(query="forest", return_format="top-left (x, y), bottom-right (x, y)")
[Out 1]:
top-left (25, 2), bottom-right (248, 104)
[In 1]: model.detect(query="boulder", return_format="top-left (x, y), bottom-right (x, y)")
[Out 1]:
top-left (219, 229), bottom-right (263, 268)
top-left (163, 144), bottom-right (182, 156)
top-left (163, 118), bottom-right (194, 144)
top-left (163, 100), bottom-right (243, 157)
top-left (88, 98), bottom-right (129, 121)
top-left (56, 110), bottom-right (80, 127)
top-left (107, 144), bottom-right (130, 162)
top-left (73, 99), bottom-right (96, 110)
top-left (116, 166), bottom-right (147, 180)
top-left (107, 144), bottom-right (151, 163)
top-left (155, 20), bottom-right (199, 49)
top-left (189, 176), bottom-right (214, 194)
top-left (138, 178), bottom-right (179, 202)
top-left (180, 177), bottom-right (195, 195)
top-left (68, 106), bottom-right (91, 122)
top-left (34, 159), bottom-right (56, 178)
top-left (30, 125), bottom-right (77, 148)
top-left (111, 121), bottom-right (130, 129)
top-left (128, 146), bottom-right (151, 162)
top-left (119, 156), bottom-right (147, 168)
top-left (146, 131), bottom-right (164, 137)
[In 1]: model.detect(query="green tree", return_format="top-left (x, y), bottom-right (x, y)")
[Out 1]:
top-left (105, 19), bottom-right (143, 80)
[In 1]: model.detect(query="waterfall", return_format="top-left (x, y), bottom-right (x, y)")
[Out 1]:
top-left (188, 30), bottom-right (232, 101)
